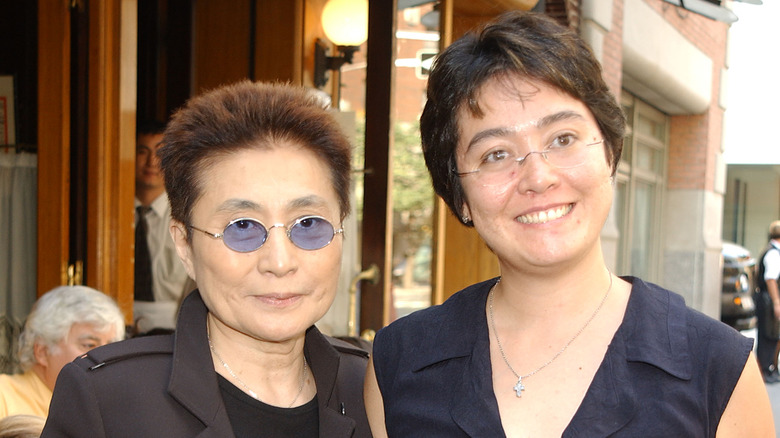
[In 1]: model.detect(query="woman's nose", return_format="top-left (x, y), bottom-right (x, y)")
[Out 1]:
top-left (513, 153), bottom-right (559, 194)
top-left (255, 226), bottom-right (298, 276)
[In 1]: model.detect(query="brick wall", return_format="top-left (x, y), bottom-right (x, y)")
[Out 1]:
top-left (645, 0), bottom-right (729, 192)
top-left (602, 0), bottom-right (625, 99)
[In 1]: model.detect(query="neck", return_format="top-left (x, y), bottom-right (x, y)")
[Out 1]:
top-left (206, 314), bottom-right (309, 406)
top-left (30, 364), bottom-right (54, 392)
top-left (494, 252), bottom-right (612, 326)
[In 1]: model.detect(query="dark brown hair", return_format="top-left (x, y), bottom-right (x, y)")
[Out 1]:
top-left (420, 11), bottom-right (626, 225)
top-left (159, 81), bottom-right (352, 232)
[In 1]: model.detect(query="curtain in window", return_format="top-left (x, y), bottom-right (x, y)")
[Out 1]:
top-left (0, 151), bottom-right (37, 372)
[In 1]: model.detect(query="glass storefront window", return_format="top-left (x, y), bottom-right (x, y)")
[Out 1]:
top-left (389, 2), bottom-right (438, 321)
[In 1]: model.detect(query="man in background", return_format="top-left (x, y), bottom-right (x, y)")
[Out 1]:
top-left (755, 220), bottom-right (780, 383)
top-left (134, 120), bottom-right (195, 333)
top-left (0, 286), bottom-right (125, 418)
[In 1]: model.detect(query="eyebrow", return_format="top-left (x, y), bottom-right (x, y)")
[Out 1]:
top-left (216, 199), bottom-right (263, 213)
top-left (465, 110), bottom-right (587, 152)
top-left (216, 195), bottom-right (330, 215)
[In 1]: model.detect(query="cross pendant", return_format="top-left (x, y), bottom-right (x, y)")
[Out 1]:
top-left (513, 376), bottom-right (525, 397)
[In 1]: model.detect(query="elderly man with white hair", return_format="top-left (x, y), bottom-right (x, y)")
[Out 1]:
top-left (0, 286), bottom-right (125, 418)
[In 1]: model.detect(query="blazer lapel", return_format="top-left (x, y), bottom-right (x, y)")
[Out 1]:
top-left (168, 292), bottom-right (236, 436)
top-left (319, 408), bottom-right (358, 437)
top-left (306, 327), bottom-right (358, 438)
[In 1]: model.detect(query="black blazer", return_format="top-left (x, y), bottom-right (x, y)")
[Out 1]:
top-left (41, 291), bottom-right (372, 438)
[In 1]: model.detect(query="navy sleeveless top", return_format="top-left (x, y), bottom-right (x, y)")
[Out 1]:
top-left (372, 277), bottom-right (753, 437)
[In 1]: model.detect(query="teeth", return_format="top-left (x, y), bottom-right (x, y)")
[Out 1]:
top-left (517, 204), bottom-right (572, 224)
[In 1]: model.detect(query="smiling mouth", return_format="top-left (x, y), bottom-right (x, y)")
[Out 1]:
top-left (516, 204), bottom-right (573, 224)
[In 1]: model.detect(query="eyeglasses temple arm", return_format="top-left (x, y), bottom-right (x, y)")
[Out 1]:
top-left (187, 225), bottom-right (223, 239)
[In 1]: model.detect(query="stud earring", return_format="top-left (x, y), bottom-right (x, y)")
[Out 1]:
top-left (462, 215), bottom-right (471, 223)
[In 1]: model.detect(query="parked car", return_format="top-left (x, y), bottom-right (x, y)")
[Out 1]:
top-left (721, 241), bottom-right (757, 331)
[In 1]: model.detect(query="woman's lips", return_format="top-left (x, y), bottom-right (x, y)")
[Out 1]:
top-left (256, 294), bottom-right (303, 307)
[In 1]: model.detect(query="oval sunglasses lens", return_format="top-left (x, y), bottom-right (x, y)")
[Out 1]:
top-left (289, 217), bottom-right (335, 250)
top-left (223, 220), bottom-right (268, 252)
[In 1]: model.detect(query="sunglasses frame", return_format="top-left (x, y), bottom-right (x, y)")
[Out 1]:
top-left (188, 215), bottom-right (343, 252)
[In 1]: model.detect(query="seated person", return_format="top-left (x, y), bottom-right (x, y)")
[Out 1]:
top-left (0, 286), bottom-right (125, 418)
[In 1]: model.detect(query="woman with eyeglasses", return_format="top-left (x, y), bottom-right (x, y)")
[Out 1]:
top-left (364, 11), bottom-right (773, 438)
top-left (41, 81), bottom-right (372, 438)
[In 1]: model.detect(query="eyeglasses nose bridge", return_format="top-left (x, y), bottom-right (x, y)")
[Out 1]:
top-left (515, 149), bottom-right (551, 168)
top-left (265, 223), bottom-right (291, 238)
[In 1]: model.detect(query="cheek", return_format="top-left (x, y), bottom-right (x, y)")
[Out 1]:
top-left (197, 254), bottom-right (241, 277)
top-left (460, 180), bottom-right (513, 218)
top-left (580, 171), bottom-right (614, 216)
top-left (305, 248), bottom-right (342, 294)
top-left (190, 248), bottom-right (249, 289)
top-left (574, 157), bottom-right (612, 189)
top-left (52, 345), bottom-right (81, 367)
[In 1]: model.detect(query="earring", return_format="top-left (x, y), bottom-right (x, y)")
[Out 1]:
top-left (462, 215), bottom-right (470, 223)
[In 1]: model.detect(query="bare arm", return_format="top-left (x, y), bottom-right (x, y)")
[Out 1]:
top-left (716, 353), bottom-right (775, 437)
top-left (364, 356), bottom-right (389, 438)
top-left (767, 279), bottom-right (780, 319)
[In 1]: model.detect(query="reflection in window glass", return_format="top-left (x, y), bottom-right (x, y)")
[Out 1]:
top-left (616, 92), bottom-right (667, 282)
top-left (615, 179), bottom-right (628, 273)
top-left (638, 114), bottom-right (665, 142)
top-left (636, 143), bottom-right (659, 172)
top-left (390, 2), bottom-right (438, 320)
top-left (630, 181), bottom-right (655, 279)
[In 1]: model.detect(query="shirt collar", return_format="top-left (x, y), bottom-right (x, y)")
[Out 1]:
top-left (407, 276), bottom-right (691, 381)
top-left (408, 278), bottom-right (497, 372)
top-left (135, 192), bottom-right (169, 217)
top-left (618, 276), bottom-right (692, 380)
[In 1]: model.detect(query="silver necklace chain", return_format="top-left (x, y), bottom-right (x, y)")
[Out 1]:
top-left (207, 325), bottom-right (307, 408)
top-left (488, 272), bottom-right (613, 398)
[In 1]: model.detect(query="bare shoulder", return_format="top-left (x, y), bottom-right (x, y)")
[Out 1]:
top-left (717, 353), bottom-right (775, 437)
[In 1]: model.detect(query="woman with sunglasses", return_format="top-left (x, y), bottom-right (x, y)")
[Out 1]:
top-left (42, 81), bottom-right (371, 437)
top-left (364, 11), bottom-right (773, 438)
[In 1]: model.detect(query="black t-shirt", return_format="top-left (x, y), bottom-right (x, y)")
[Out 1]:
top-left (217, 374), bottom-right (318, 438)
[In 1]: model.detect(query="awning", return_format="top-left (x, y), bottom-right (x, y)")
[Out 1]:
top-left (662, 0), bottom-right (762, 23)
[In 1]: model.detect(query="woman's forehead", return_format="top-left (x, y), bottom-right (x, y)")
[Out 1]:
top-left (458, 78), bottom-right (595, 132)
top-left (191, 146), bottom-right (339, 216)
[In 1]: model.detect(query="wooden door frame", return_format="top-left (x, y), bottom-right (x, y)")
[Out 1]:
top-left (38, 0), bottom-right (137, 323)
top-left (359, 0), bottom-right (396, 333)
top-left (38, 0), bottom-right (72, 296)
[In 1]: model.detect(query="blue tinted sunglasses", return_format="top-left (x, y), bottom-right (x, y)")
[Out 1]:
top-left (188, 215), bottom-right (343, 252)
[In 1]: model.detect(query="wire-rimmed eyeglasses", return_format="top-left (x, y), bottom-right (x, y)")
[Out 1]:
top-left (456, 138), bottom-right (605, 185)
top-left (188, 215), bottom-right (343, 253)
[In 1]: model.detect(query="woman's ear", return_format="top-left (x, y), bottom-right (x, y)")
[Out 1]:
top-left (170, 220), bottom-right (196, 281)
top-left (461, 203), bottom-right (472, 224)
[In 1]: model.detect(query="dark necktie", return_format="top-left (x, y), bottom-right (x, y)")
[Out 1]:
top-left (134, 206), bottom-right (155, 301)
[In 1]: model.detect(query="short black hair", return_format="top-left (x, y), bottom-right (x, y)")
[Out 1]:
top-left (137, 119), bottom-right (167, 137)
top-left (159, 80), bottom-right (352, 233)
top-left (420, 11), bottom-right (626, 225)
